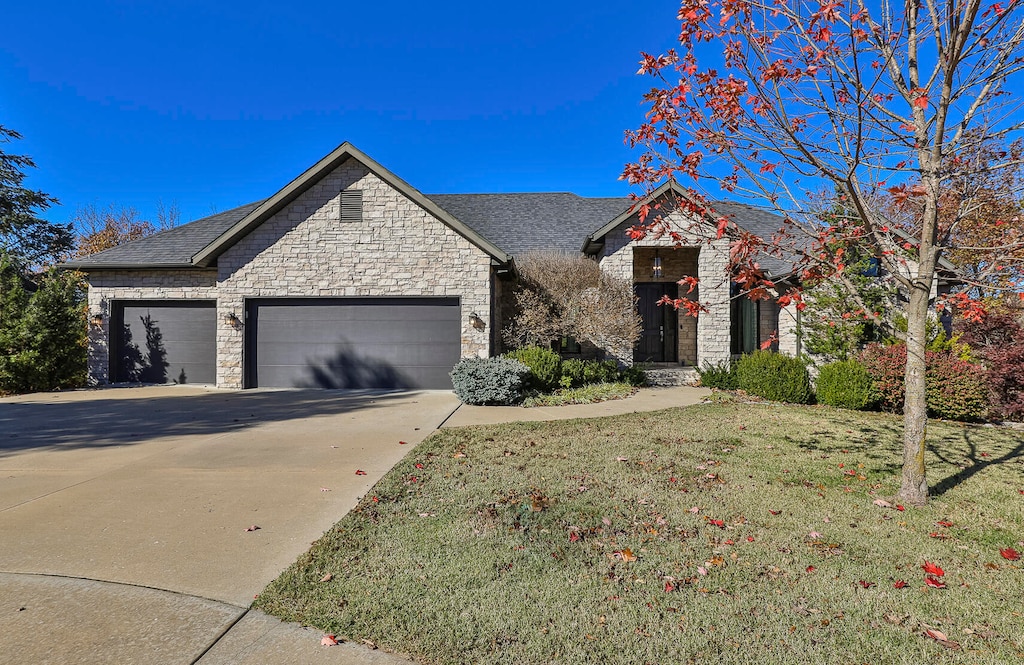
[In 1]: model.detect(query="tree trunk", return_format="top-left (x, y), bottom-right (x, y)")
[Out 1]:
top-left (898, 285), bottom-right (930, 505)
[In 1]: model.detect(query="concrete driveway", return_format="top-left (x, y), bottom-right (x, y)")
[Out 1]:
top-left (0, 385), bottom-right (460, 665)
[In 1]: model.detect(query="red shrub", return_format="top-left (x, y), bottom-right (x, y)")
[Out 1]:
top-left (956, 313), bottom-right (1024, 421)
top-left (859, 343), bottom-right (988, 421)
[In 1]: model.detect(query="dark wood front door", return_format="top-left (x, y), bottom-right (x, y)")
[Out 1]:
top-left (634, 283), bottom-right (678, 363)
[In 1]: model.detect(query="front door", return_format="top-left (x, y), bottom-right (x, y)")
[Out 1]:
top-left (634, 283), bottom-right (678, 363)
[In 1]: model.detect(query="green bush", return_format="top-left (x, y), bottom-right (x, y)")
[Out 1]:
top-left (560, 358), bottom-right (587, 388)
top-left (736, 351), bottom-right (813, 404)
top-left (618, 364), bottom-right (647, 387)
top-left (583, 359), bottom-right (620, 385)
top-left (697, 360), bottom-right (739, 390)
top-left (506, 346), bottom-right (563, 392)
top-left (450, 357), bottom-right (529, 405)
top-left (0, 263), bottom-right (87, 394)
top-left (816, 360), bottom-right (876, 410)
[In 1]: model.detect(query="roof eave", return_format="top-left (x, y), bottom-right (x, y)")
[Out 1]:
top-left (61, 262), bottom-right (205, 271)
top-left (191, 142), bottom-right (511, 268)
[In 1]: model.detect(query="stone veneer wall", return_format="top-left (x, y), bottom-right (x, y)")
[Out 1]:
top-left (84, 270), bottom-right (219, 384)
top-left (776, 302), bottom-right (801, 356)
top-left (214, 158), bottom-right (493, 388)
top-left (600, 210), bottom-right (732, 367)
top-left (84, 157), bottom-right (495, 389)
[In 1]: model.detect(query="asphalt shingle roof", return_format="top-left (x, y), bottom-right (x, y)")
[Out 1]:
top-left (65, 191), bottom-right (797, 276)
top-left (66, 201), bottom-right (265, 268)
top-left (426, 193), bottom-right (632, 256)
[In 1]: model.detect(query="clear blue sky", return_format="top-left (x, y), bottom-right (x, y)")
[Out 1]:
top-left (1, 0), bottom-right (680, 228)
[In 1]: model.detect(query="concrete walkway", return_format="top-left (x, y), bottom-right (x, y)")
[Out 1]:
top-left (442, 385), bottom-right (711, 428)
top-left (0, 384), bottom-right (708, 664)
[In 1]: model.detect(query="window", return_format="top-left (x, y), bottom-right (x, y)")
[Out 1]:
top-left (340, 190), bottom-right (362, 223)
top-left (554, 336), bottom-right (583, 355)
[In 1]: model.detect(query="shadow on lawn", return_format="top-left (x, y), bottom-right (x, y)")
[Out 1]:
top-left (929, 426), bottom-right (1024, 497)
top-left (0, 388), bottom-right (420, 457)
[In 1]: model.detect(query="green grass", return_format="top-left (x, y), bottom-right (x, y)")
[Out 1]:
top-left (522, 382), bottom-right (637, 407)
top-left (255, 402), bottom-right (1024, 664)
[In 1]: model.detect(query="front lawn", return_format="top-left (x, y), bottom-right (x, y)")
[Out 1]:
top-left (255, 401), bottom-right (1024, 664)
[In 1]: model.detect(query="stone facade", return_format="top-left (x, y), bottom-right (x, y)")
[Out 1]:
top-left (84, 158), bottom-right (494, 389)
top-left (600, 210), bottom-right (733, 367)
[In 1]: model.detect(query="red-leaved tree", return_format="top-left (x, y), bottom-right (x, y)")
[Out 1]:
top-left (624, 0), bottom-right (1024, 504)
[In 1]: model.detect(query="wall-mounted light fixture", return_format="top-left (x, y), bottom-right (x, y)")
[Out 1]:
top-left (469, 313), bottom-right (487, 330)
top-left (89, 312), bottom-right (104, 328)
top-left (225, 312), bottom-right (243, 329)
top-left (652, 249), bottom-right (663, 279)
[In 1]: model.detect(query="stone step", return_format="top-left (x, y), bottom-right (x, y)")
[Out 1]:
top-left (643, 366), bottom-right (700, 387)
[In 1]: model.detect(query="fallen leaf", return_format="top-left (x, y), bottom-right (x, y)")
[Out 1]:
top-left (355, 470), bottom-right (367, 476)
top-left (925, 576), bottom-right (947, 589)
top-left (922, 561), bottom-right (945, 577)
top-left (616, 456), bottom-right (629, 462)
top-left (569, 531), bottom-right (581, 543)
top-left (664, 581), bottom-right (676, 592)
top-left (937, 520), bottom-right (953, 527)
top-left (319, 573), bottom-right (333, 583)
top-left (614, 548), bottom-right (638, 563)
top-left (602, 517), bottom-right (612, 526)
top-left (984, 562), bottom-right (1000, 570)
top-left (415, 463), bottom-right (424, 469)
top-left (746, 536), bottom-right (755, 542)
top-left (724, 539), bottom-right (734, 545)
top-left (321, 634), bottom-right (340, 646)
top-left (806, 565), bottom-right (816, 573)
top-left (697, 566), bottom-right (708, 576)
top-left (245, 525), bottom-right (260, 532)
top-left (453, 452), bottom-right (466, 458)
top-left (688, 506), bottom-right (700, 514)
top-left (872, 499), bottom-right (893, 509)
top-left (893, 579), bottom-right (908, 589)
top-left (768, 509), bottom-right (781, 515)
top-left (924, 628), bottom-right (960, 649)
top-left (858, 580), bottom-right (876, 589)
top-left (929, 532), bottom-right (951, 540)
top-left (709, 519), bottom-right (725, 528)
top-left (1000, 547), bottom-right (1021, 561)
top-left (361, 639), bottom-right (377, 649)
top-left (399, 440), bottom-right (408, 445)
top-left (808, 531), bottom-right (822, 538)
top-left (895, 505), bottom-right (905, 511)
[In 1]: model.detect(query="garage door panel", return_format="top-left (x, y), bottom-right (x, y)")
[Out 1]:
top-left (115, 302), bottom-right (216, 385)
top-left (247, 298), bottom-right (461, 390)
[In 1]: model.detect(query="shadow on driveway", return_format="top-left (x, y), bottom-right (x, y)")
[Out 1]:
top-left (0, 387), bottom-right (423, 457)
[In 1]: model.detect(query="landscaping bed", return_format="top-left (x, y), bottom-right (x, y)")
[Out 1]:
top-left (255, 402), bottom-right (1023, 664)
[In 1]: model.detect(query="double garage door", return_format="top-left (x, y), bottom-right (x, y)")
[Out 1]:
top-left (111, 298), bottom-right (461, 389)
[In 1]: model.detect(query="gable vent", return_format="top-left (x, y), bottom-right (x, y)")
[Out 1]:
top-left (340, 190), bottom-right (363, 223)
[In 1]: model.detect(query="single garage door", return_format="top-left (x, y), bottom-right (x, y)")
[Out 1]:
top-left (112, 301), bottom-right (217, 384)
top-left (245, 297), bottom-right (461, 389)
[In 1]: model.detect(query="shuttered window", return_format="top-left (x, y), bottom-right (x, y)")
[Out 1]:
top-left (340, 190), bottom-right (362, 223)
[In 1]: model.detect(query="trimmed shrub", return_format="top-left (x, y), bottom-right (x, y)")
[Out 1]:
top-left (926, 353), bottom-right (988, 422)
top-left (506, 346), bottom-right (563, 392)
top-left (450, 357), bottom-right (529, 405)
top-left (583, 359), bottom-right (620, 385)
top-left (858, 343), bottom-right (905, 412)
top-left (697, 360), bottom-right (739, 390)
top-left (560, 358), bottom-right (587, 389)
top-left (618, 364), bottom-right (647, 387)
top-left (735, 351), bottom-right (813, 404)
top-left (859, 343), bottom-right (989, 421)
top-left (816, 359), bottom-right (876, 410)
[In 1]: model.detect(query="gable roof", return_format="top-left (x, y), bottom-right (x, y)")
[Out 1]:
top-left (582, 181), bottom-right (800, 277)
top-left (65, 143), bottom-right (512, 270)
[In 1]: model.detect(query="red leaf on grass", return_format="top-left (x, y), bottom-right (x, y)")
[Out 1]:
top-left (321, 634), bottom-right (340, 646)
top-left (709, 519), bottom-right (726, 528)
top-left (768, 509), bottom-right (781, 515)
top-left (746, 536), bottom-right (755, 542)
top-left (858, 580), bottom-right (876, 588)
top-left (929, 532), bottom-right (950, 540)
top-left (922, 561), bottom-right (945, 577)
top-left (806, 566), bottom-right (816, 573)
top-left (895, 504), bottom-right (905, 511)
top-left (925, 576), bottom-right (947, 589)
top-left (1000, 547), bottom-right (1021, 561)
top-left (355, 470), bottom-right (367, 475)
top-left (937, 520), bottom-right (953, 527)
top-left (924, 628), bottom-right (960, 649)
top-left (569, 531), bottom-right (581, 543)
top-left (414, 463), bottom-right (424, 469)
top-left (893, 579), bottom-right (908, 589)
top-left (664, 581), bottom-right (676, 592)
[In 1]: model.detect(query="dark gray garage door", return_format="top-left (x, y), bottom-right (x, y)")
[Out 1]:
top-left (112, 301), bottom-right (216, 384)
top-left (245, 298), bottom-right (461, 389)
